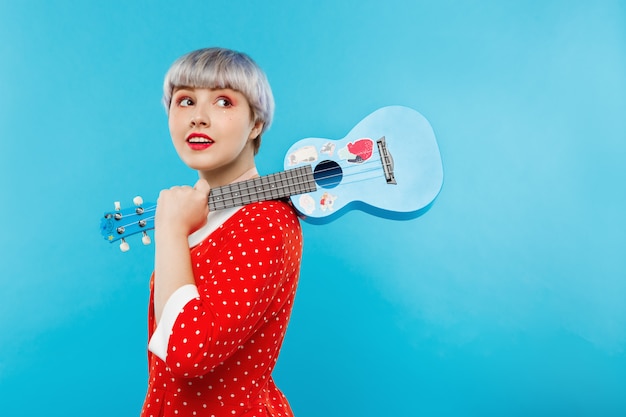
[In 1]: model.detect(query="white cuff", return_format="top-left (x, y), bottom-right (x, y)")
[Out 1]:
top-left (148, 284), bottom-right (200, 362)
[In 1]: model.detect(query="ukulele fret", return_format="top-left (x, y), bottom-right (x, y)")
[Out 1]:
top-left (208, 187), bottom-right (227, 211)
top-left (267, 172), bottom-right (283, 200)
top-left (258, 175), bottom-right (271, 201)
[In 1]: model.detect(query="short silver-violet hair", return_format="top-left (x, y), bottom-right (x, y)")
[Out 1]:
top-left (163, 47), bottom-right (275, 136)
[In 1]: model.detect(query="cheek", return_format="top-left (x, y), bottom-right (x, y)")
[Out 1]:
top-left (168, 117), bottom-right (184, 138)
top-left (228, 115), bottom-right (255, 135)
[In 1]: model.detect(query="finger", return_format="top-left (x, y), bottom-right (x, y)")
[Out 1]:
top-left (193, 178), bottom-right (211, 195)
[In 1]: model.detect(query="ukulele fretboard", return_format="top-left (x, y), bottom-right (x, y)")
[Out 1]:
top-left (209, 165), bottom-right (317, 211)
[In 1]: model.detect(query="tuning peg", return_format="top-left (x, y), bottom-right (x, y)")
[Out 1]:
top-left (119, 239), bottom-right (130, 252)
top-left (133, 196), bottom-right (144, 206)
top-left (114, 201), bottom-right (121, 211)
top-left (142, 231), bottom-right (151, 245)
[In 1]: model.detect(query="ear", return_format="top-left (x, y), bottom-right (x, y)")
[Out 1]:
top-left (248, 120), bottom-right (264, 140)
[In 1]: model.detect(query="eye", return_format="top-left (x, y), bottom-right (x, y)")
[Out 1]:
top-left (177, 97), bottom-right (194, 107)
top-left (216, 97), bottom-right (233, 108)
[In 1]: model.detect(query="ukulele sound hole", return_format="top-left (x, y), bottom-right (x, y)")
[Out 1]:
top-left (313, 160), bottom-right (342, 189)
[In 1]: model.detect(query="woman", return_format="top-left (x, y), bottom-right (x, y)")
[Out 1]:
top-left (141, 47), bottom-right (302, 417)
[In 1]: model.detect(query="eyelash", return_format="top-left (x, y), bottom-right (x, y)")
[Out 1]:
top-left (177, 97), bottom-right (194, 107)
top-left (216, 97), bottom-right (232, 107)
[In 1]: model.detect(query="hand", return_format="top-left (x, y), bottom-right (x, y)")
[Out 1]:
top-left (155, 178), bottom-right (211, 237)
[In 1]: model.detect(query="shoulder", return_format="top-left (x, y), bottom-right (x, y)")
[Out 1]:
top-left (239, 199), bottom-right (301, 225)
top-left (231, 200), bottom-right (302, 240)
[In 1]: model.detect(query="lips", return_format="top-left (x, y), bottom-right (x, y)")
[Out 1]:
top-left (186, 133), bottom-right (214, 150)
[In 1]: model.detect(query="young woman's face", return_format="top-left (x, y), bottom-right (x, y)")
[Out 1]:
top-left (168, 87), bottom-right (262, 185)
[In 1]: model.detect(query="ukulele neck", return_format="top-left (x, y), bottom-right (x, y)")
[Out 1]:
top-left (208, 165), bottom-right (317, 211)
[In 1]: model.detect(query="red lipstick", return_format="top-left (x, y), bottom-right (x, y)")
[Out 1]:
top-left (186, 133), bottom-right (213, 151)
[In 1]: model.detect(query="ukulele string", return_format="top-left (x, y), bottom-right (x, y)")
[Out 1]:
top-left (206, 158), bottom-right (386, 209)
top-left (115, 157), bottom-right (388, 230)
top-left (111, 208), bottom-right (157, 231)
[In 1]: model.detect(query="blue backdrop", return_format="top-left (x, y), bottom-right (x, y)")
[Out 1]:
top-left (1, 1), bottom-right (624, 416)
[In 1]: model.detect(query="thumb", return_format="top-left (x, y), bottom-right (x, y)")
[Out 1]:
top-left (193, 178), bottom-right (211, 196)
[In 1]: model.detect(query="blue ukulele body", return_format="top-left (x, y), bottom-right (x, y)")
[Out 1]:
top-left (283, 105), bottom-right (443, 224)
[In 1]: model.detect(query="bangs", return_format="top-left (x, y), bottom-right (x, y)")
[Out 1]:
top-left (167, 55), bottom-right (255, 95)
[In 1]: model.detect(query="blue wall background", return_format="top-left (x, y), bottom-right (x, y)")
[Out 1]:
top-left (1, 1), bottom-right (624, 416)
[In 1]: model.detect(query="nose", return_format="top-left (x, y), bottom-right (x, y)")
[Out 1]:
top-left (190, 108), bottom-right (210, 127)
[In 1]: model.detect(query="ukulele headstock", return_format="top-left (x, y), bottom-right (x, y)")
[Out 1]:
top-left (100, 196), bottom-right (155, 251)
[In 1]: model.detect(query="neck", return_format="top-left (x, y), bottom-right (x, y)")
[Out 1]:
top-left (199, 164), bottom-right (258, 188)
top-left (230, 167), bottom-right (259, 183)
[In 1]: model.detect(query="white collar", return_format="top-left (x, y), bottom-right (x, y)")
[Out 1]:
top-left (187, 167), bottom-right (259, 248)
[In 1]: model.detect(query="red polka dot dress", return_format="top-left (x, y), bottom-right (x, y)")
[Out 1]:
top-left (141, 200), bottom-right (302, 417)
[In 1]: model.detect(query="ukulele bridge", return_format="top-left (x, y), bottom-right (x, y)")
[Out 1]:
top-left (377, 136), bottom-right (397, 184)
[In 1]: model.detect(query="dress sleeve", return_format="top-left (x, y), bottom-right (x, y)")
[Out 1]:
top-left (149, 202), bottom-right (301, 378)
top-left (148, 284), bottom-right (200, 361)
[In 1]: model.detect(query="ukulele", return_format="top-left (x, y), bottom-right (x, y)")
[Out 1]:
top-left (100, 106), bottom-right (443, 251)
